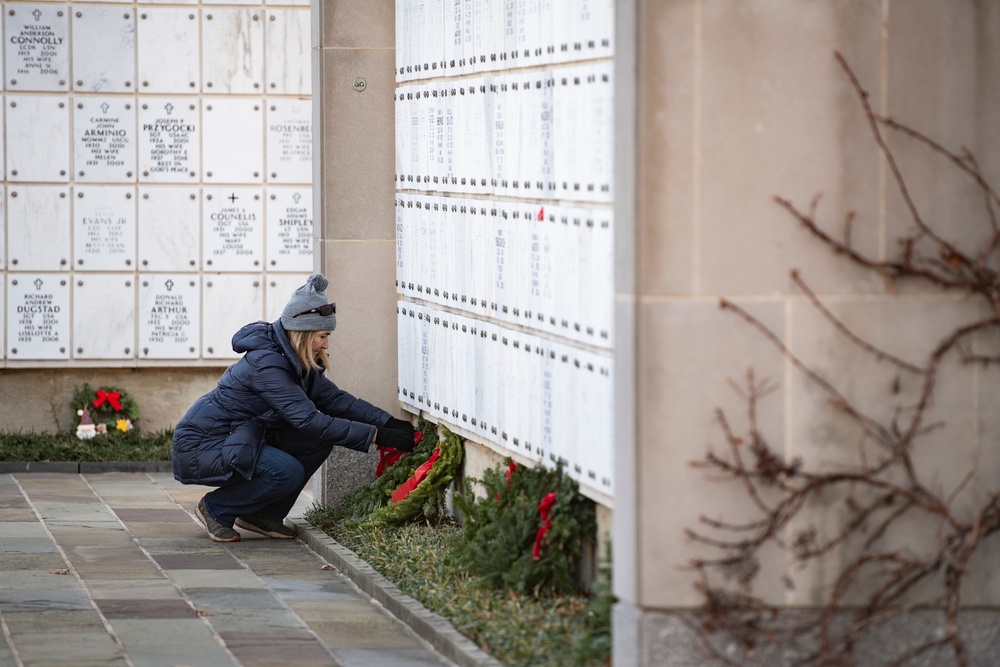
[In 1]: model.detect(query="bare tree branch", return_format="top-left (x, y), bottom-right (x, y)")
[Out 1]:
top-left (688, 53), bottom-right (1000, 666)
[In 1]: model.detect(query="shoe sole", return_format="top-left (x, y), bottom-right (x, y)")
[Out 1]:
top-left (234, 518), bottom-right (296, 539)
top-left (195, 503), bottom-right (240, 542)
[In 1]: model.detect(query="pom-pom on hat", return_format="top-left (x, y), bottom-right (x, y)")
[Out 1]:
top-left (281, 273), bottom-right (338, 331)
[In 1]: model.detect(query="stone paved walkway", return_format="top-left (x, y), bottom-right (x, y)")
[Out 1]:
top-left (0, 472), bottom-right (459, 667)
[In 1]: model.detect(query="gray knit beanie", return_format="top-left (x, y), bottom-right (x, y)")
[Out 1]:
top-left (280, 273), bottom-right (337, 331)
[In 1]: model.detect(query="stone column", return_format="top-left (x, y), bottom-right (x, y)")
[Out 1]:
top-left (312, 0), bottom-right (402, 505)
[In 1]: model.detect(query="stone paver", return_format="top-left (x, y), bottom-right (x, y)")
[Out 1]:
top-left (0, 472), bottom-right (459, 667)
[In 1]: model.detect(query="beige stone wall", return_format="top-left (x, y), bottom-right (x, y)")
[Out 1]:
top-left (312, 0), bottom-right (396, 410)
top-left (0, 368), bottom-right (221, 434)
top-left (312, 0), bottom-right (397, 414)
top-left (621, 0), bottom-right (1000, 621)
top-left (312, 0), bottom-right (409, 502)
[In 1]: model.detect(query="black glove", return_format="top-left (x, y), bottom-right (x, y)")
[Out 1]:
top-left (375, 427), bottom-right (415, 452)
top-left (384, 417), bottom-right (417, 441)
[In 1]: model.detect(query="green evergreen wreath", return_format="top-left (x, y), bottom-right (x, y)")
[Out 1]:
top-left (316, 418), bottom-right (458, 525)
top-left (455, 458), bottom-right (596, 596)
top-left (72, 383), bottom-right (140, 437)
top-left (371, 424), bottom-right (464, 526)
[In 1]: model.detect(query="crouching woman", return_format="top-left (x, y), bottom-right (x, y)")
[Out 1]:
top-left (172, 273), bottom-right (415, 542)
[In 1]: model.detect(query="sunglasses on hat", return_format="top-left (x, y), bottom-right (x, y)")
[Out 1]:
top-left (292, 303), bottom-right (336, 318)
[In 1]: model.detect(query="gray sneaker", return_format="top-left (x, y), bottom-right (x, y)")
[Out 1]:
top-left (235, 515), bottom-right (297, 539)
top-left (196, 498), bottom-right (240, 542)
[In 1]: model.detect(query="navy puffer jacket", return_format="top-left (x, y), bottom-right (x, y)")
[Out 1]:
top-left (172, 320), bottom-right (391, 485)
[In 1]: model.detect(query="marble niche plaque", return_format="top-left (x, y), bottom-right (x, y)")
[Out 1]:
top-left (6, 95), bottom-right (70, 182)
top-left (203, 99), bottom-right (263, 183)
top-left (4, 4), bottom-right (70, 91)
top-left (6, 274), bottom-right (70, 360)
top-left (0, 187), bottom-right (5, 271)
top-left (266, 101), bottom-right (312, 183)
top-left (138, 99), bottom-right (200, 182)
top-left (265, 273), bottom-right (308, 322)
top-left (264, 9), bottom-right (310, 95)
top-left (74, 98), bottom-right (137, 182)
top-left (73, 186), bottom-right (136, 271)
top-left (136, 8), bottom-right (200, 94)
top-left (203, 187), bottom-right (264, 272)
top-left (72, 5), bottom-right (135, 92)
top-left (7, 186), bottom-right (71, 271)
top-left (72, 275), bottom-right (135, 359)
top-left (265, 0), bottom-right (308, 7)
top-left (139, 274), bottom-right (200, 359)
top-left (137, 187), bottom-right (200, 271)
top-left (209, 0), bottom-right (259, 7)
top-left (266, 188), bottom-right (313, 271)
top-left (202, 8), bottom-right (263, 94)
top-left (202, 275), bottom-right (263, 359)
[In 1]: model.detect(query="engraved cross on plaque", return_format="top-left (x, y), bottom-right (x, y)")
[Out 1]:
top-left (228, 193), bottom-right (239, 203)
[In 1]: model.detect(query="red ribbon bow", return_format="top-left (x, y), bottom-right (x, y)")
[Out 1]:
top-left (94, 389), bottom-right (122, 412)
top-left (376, 431), bottom-right (422, 477)
top-left (391, 446), bottom-right (440, 504)
top-left (532, 492), bottom-right (557, 561)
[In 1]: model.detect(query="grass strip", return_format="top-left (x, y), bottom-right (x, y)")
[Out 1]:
top-left (0, 430), bottom-right (173, 462)
top-left (307, 505), bottom-right (610, 667)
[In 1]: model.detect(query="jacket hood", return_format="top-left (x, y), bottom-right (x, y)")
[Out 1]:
top-left (232, 321), bottom-right (276, 354)
top-left (231, 320), bottom-right (305, 376)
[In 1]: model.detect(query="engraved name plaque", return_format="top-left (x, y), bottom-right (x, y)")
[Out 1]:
top-left (203, 187), bottom-right (263, 271)
top-left (139, 275), bottom-right (200, 359)
top-left (75, 98), bottom-right (136, 182)
top-left (5, 4), bottom-right (70, 92)
top-left (138, 99), bottom-right (200, 182)
top-left (266, 101), bottom-right (312, 183)
top-left (7, 274), bottom-right (70, 360)
top-left (266, 188), bottom-right (313, 271)
top-left (73, 186), bottom-right (136, 271)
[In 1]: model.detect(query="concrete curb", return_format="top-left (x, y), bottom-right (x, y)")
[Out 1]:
top-left (291, 519), bottom-right (505, 667)
top-left (0, 461), bottom-right (173, 474)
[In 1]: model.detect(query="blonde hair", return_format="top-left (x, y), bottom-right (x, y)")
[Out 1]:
top-left (288, 330), bottom-right (329, 373)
